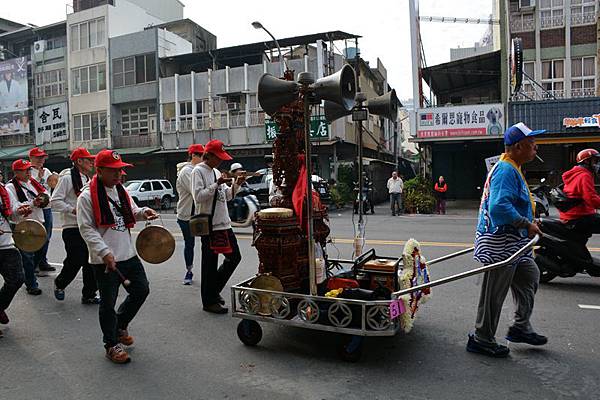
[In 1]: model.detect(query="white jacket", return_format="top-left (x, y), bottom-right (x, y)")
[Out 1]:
top-left (50, 168), bottom-right (90, 229)
top-left (34, 167), bottom-right (54, 209)
top-left (5, 180), bottom-right (45, 224)
top-left (77, 184), bottom-right (149, 264)
top-left (191, 162), bottom-right (237, 231)
top-left (176, 163), bottom-right (195, 221)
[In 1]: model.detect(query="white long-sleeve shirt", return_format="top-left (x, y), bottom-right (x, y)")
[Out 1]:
top-left (5, 180), bottom-right (45, 224)
top-left (176, 163), bottom-right (195, 221)
top-left (191, 162), bottom-right (237, 231)
top-left (387, 177), bottom-right (404, 194)
top-left (50, 168), bottom-right (90, 229)
top-left (0, 187), bottom-right (18, 250)
top-left (77, 184), bottom-right (149, 264)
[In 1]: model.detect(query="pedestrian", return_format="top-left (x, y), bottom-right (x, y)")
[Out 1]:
top-left (0, 181), bottom-right (30, 332)
top-left (77, 150), bottom-right (158, 364)
top-left (29, 147), bottom-right (56, 274)
top-left (5, 159), bottom-right (47, 295)
top-left (50, 147), bottom-right (100, 304)
top-left (229, 162), bottom-right (249, 222)
top-left (387, 171), bottom-right (403, 216)
top-left (176, 143), bottom-right (204, 285)
top-left (434, 176), bottom-right (447, 214)
top-left (191, 139), bottom-right (244, 314)
top-left (467, 122), bottom-right (547, 358)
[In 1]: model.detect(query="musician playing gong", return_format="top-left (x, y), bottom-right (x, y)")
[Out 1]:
top-left (191, 139), bottom-right (244, 314)
top-left (0, 181), bottom-right (31, 329)
top-left (50, 148), bottom-right (100, 304)
top-left (5, 159), bottom-right (47, 296)
top-left (77, 150), bottom-right (158, 364)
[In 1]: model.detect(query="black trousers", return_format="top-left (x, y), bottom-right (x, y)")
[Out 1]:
top-left (92, 256), bottom-right (149, 347)
top-left (55, 228), bottom-right (97, 299)
top-left (200, 229), bottom-right (241, 306)
top-left (567, 214), bottom-right (600, 239)
top-left (0, 248), bottom-right (24, 311)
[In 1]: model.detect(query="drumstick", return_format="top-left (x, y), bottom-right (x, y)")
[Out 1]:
top-left (105, 266), bottom-right (131, 287)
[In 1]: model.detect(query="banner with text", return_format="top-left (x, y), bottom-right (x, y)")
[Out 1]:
top-left (265, 116), bottom-right (329, 142)
top-left (35, 102), bottom-right (68, 144)
top-left (0, 56), bottom-right (29, 136)
top-left (417, 103), bottom-right (504, 139)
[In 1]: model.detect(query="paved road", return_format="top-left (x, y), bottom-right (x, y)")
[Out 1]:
top-left (2, 205), bottom-right (599, 400)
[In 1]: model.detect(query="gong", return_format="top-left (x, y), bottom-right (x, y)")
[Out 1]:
top-left (257, 207), bottom-right (293, 219)
top-left (250, 274), bottom-right (284, 316)
top-left (135, 224), bottom-right (175, 264)
top-left (12, 219), bottom-right (47, 253)
top-left (36, 193), bottom-right (50, 208)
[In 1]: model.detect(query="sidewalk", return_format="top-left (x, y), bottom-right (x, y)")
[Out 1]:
top-left (328, 199), bottom-right (480, 219)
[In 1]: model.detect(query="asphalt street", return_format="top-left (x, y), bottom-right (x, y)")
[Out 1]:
top-left (1, 204), bottom-right (599, 400)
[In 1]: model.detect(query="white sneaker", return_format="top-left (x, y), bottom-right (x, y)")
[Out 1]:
top-left (183, 270), bottom-right (193, 285)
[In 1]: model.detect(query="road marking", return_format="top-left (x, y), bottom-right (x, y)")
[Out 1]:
top-left (578, 304), bottom-right (600, 310)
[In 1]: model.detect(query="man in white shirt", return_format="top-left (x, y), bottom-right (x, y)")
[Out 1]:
top-left (176, 143), bottom-right (204, 285)
top-left (51, 147), bottom-right (99, 304)
top-left (191, 139), bottom-right (244, 314)
top-left (5, 159), bottom-right (48, 295)
top-left (0, 182), bottom-right (31, 329)
top-left (77, 150), bottom-right (157, 364)
top-left (387, 171), bottom-right (404, 216)
top-left (29, 147), bottom-right (57, 273)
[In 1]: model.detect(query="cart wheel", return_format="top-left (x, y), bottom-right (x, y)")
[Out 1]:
top-left (237, 319), bottom-right (262, 346)
top-left (338, 335), bottom-right (363, 362)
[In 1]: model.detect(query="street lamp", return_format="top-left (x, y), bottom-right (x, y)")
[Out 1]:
top-left (251, 21), bottom-right (288, 75)
top-left (0, 44), bottom-right (18, 61)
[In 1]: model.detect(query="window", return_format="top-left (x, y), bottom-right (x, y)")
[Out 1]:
top-left (71, 63), bottom-right (106, 95)
top-left (141, 182), bottom-right (151, 192)
top-left (571, 57), bottom-right (595, 97)
top-left (510, 13), bottom-right (534, 32)
top-left (34, 69), bottom-right (67, 99)
top-left (112, 53), bottom-right (156, 88)
top-left (121, 106), bottom-right (156, 135)
top-left (162, 103), bottom-right (176, 133)
top-left (161, 180), bottom-right (172, 190)
top-left (540, 0), bottom-right (564, 28)
top-left (179, 101), bottom-right (193, 131)
top-left (151, 181), bottom-right (163, 191)
top-left (73, 111), bottom-right (107, 141)
top-left (46, 36), bottom-right (66, 50)
top-left (541, 59), bottom-right (564, 98)
top-left (249, 93), bottom-right (265, 127)
top-left (69, 17), bottom-right (105, 51)
top-left (571, 0), bottom-right (596, 25)
top-left (519, 0), bottom-right (533, 7)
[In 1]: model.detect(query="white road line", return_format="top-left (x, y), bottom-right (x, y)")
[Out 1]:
top-left (578, 304), bottom-right (600, 310)
top-left (49, 262), bottom-right (62, 267)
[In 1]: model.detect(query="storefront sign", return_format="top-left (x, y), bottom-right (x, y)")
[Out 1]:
top-left (0, 56), bottom-right (29, 136)
top-left (485, 155), bottom-right (501, 172)
top-left (563, 114), bottom-right (600, 128)
top-left (35, 102), bottom-right (68, 144)
top-left (417, 103), bottom-right (504, 139)
top-left (265, 116), bottom-right (329, 142)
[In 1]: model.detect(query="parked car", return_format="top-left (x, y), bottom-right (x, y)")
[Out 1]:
top-left (245, 168), bottom-right (330, 207)
top-left (124, 179), bottom-right (176, 209)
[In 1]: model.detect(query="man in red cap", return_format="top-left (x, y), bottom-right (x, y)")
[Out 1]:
top-left (50, 148), bottom-right (100, 304)
top-left (29, 147), bottom-right (57, 274)
top-left (77, 149), bottom-right (158, 363)
top-left (176, 143), bottom-right (204, 285)
top-left (191, 140), bottom-right (244, 314)
top-left (5, 159), bottom-right (48, 295)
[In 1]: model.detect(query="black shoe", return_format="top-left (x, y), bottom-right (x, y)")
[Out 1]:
top-left (39, 263), bottom-right (56, 272)
top-left (466, 333), bottom-right (509, 358)
top-left (203, 303), bottom-right (228, 314)
top-left (81, 296), bottom-right (101, 305)
top-left (506, 327), bottom-right (548, 346)
top-left (0, 309), bottom-right (8, 325)
top-left (26, 287), bottom-right (42, 296)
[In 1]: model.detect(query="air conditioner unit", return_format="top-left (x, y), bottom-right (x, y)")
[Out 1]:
top-left (227, 102), bottom-right (240, 111)
top-left (33, 40), bottom-right (46, 54)
top-left (519, 0), bottom-right (535, 9)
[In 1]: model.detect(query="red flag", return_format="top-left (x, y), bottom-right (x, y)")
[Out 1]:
top-left (292, 154), bottom-right (307, 228)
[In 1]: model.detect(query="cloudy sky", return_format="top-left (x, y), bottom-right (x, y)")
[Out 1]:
top-left (4, 0), bottom-right (492, 100)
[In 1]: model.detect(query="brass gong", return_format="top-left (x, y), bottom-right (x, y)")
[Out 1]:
top-left (36, 193), bottom-right (50, 208)
top-left (135, 224), bottom-right (175, 264)
top-left (13, 219), bottom-right (47, 252)
top-left (250, 274), bottom-right (284, 316)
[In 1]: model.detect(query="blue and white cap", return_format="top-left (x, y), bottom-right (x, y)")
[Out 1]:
top-left (504, 122), bottom-right (546, 146)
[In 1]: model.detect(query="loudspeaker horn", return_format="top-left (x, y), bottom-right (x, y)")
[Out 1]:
top-left (366, 89), bottom-right (399, 121)
top-left (257, 73), bottom-right (300, 116)
top-left (324, 100), bottom-right (351, 123)
top-left (311, 64), bottom-right (356, 111)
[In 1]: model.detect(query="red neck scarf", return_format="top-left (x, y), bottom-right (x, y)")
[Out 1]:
top-left (10, 177), bottom-right (45, 203)
top-left (89, 175), bottom-right (135, 229)
top-left (0, 184), bottom-right (12, 218)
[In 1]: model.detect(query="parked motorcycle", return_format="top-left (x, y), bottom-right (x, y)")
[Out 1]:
top-left (531, 178), bottom-right (551, 218)
top-left (353, 181), bottom-right (374, 215)
top-left (228, 187), bottom-right (260, 228)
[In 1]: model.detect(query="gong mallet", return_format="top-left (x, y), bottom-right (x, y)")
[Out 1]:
top-left (105, 266), bottom-right (131, 287)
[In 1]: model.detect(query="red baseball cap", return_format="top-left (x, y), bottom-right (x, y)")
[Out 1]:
top-left (94, 150), bottom-right (133, 169)
top-left (204, 139), bottom-right (232, 161)
top-left (70, 147), bottom-right (96, 161)
top-left (188, 143), bottom-right (205, 155)
top-left (12, 159), bottom-right (32, 171)
top-left (29, 147), bottom-right (48, 158)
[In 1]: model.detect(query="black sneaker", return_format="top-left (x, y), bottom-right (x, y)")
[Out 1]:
top-left (506, 327), bottom-right (548, 346)
top-left (38, 263), bottom-right (56, 272)
top-left (0, 309), bottom-right (8, 325)
top-left (466, 333), bottom-right (510, 358)
top-left (81, 296), bottom-right (101, 305)
top-left (203, 303), bottom-right (228, 314)
top-left (26, 287), bottom-right (42, 296)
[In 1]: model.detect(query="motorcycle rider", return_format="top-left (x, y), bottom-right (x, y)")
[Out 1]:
top-left (354, 172), bottom-right (374, 214)
top-left (558, 148), bottom-right (600, 238)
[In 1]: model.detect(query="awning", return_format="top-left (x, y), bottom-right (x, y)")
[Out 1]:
top-left (0, 145), bottom-right (33, 161)
top-left (113, 147), bottom-right (161, 156)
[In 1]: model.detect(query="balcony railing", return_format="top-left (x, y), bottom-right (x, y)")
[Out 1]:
top-left (162, 120), bottom-right (176, 134)
top-left (0, 134), bottom-right (34, 147)
top-left (112, 133), bottom-right (158, 148)
top-left (229, 111), bottom-right (246, 128)
top-left (195, 115), bottom-right (210, 131)
top-left (571, 11), bottom-right (596, 26)
top-left (540, 14), bottom-right (564, 29)
top-left (571, 87), bottom-right (596, 98)
top-left (249, 110), bottom-right (265, 126)
top-left (542, 89), bottom-right (565, 99)
top-left (510, 16), bottom-right (535, 33)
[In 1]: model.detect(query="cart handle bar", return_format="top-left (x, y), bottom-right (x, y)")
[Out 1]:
top-left (426, 246), bottom-right (475, 266)
top-left (392, 235), bottom-right (539, 298)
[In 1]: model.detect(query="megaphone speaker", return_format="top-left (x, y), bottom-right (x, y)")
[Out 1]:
top-left (324, 101), bottom-right (351, 123)
top-left (257, 73), bottom-right (300, 116)
top-left (312, 64), bottom-right (356, 111)
top-left (366, 89), bottom-right (399, 121)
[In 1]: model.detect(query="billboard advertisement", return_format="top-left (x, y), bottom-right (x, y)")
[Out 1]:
top-left (35, 102), bottom-right (68, 144)
top-left (0, 56), bottom-right (29, 136)
top-left (417, 103), bottom-right (504, 139)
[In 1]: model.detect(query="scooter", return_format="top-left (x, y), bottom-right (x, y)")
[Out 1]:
top-left (353, 182), bottom-right (374, 215)
top-left (531, 179), bottom-right (550, 218)
top-left (229, 188), bottom-right (260, 228)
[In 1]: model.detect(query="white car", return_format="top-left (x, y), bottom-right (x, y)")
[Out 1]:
top-left (123, 179), bottom-right (176, 209)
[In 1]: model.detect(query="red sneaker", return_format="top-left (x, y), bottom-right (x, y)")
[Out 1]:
top-left (105, 344), bottom-right (130, 364)
top-left (118, 329), bottom-right (134, 346)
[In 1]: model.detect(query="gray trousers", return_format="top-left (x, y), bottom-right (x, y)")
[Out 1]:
top-left (474, 257), bottom-right (540, 345)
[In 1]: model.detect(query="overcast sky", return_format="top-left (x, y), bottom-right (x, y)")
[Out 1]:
top-left (4, 0), bottom-right (492, 100)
